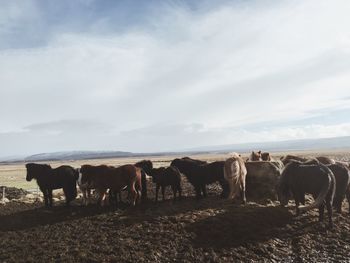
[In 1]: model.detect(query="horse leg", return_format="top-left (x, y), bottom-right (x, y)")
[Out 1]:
top-left (63, 187), bottom-right (70, 206)
top-left (326, 199), bottom-right (333, 228)
top-left (118, 192), bottom-right (123, 204)
top-left (347, 190), bottom-right (350, 214)
top-left (114, 191), bottom-right (119, 209)
top-left (220, 179), bottom-right (229, 198)
top-left (171, 185), bottom-right (176, 201)
top-left (129, 182), bottom-right (137, 206)
top-left (241, 180), bottom-right (246, 205)
top-left (178, 183), bottom-right (182, 200)
top-left (86, 189), bottom-right (91, 205)
top-left (227, 180), bottom-right (234, 200)
top-left (202, 184), bottom-right (207, 198)
top-left (319, 201), bottom-right (325, 222)
top-left (194, 185), bottom-right (202, 199)
top-left (335, 198), bottom-right (342, 213)
top-left (300, 192), bottom-right (306, 206)
top-left (42, 188), bottom-right (49, 207)
top-left (161, 185), bottom-right (165, 201)
top-left (65, 185), bottom-right (76, 206)
top-left (295, 198), bottom-right (300, 216)
top-left (98, 189), bottom-right (107, 206)
top-left (48, 189), bottom-right (53, 207)
top-left (82, 188), bottom-right (87, 206)
top-left (141, 171), bottom-right (147, 200)
top-left (155, 184), bottom-right (160, 202)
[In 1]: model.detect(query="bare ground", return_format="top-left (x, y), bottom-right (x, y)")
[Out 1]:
top-left (1, 179), bottom-right (350, 262)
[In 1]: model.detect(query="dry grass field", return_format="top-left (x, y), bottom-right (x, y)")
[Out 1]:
top-left (1, 150), bottom-right (350, 262)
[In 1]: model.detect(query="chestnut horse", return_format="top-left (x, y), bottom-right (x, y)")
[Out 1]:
top-left (80, 164), bottom-right (142, 207)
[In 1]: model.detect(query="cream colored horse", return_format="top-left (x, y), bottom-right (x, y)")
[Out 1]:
top-left (224, 153), bottom-right (247, 204)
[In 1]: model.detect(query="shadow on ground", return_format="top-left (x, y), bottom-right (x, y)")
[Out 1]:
top-left (187, 205), bottom-right (293, 249)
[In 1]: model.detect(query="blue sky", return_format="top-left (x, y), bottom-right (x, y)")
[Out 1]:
top-left (0, 0), bottom-right (350, 157)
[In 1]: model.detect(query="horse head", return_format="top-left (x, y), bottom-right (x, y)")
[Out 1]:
top-left (25, 163), bottom-right (51, 182)
top-left (250, 151), bottom-right (262, 161)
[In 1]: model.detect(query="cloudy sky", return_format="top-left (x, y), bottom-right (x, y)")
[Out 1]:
top-left (1, 0), bottom-right (350, 157)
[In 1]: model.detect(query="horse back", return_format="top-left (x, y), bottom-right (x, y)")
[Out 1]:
top-left (286, 164), bottom-right (334, 196)
top-left (110, 164), bottom-right (140, 191)
top-left (39, 165), bottom-right (77, 190)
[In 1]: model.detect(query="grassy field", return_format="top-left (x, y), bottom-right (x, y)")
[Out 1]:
top-left (1, 149), bottom-right (349, 190)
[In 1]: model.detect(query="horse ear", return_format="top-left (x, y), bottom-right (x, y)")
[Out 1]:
top-left (258, 151), bottom-right (261, 154)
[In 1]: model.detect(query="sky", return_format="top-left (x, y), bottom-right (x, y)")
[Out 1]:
top-left (1, 0), bottom-right (350, 157)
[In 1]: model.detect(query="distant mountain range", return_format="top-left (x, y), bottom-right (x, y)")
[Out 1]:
top-left (187, 135), bottom-right (350, 153)
top-left (0, 136), bottom-right (349, 163)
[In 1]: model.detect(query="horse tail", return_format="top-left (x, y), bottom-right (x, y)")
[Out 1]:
top-left (299, 169), bottom-right (332, 212)
top-left (74, 168), bottom-right (80, 181)
top-left (136, 168), bottom-right (143, 201)
top-left (140, 169), bottom-right (147, 200)
top-left (129, 167), bottom-right (142, 205)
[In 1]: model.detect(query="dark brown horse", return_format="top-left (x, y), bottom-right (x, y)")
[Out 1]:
top-left (150, 166), bottom-right (182, 202)
top-left (80, 164), bottom-right (142, 207)
top-left (26, 163), bottom-right (78, 207)
top-left (278, 161), bottom-right (335, 227)
top-left (261, 152), bottom-right (271, 161)
top-left (327, 163), bottom-right (350, 213)
top-left (171, 157), bottom-right (228, 199)
top-left (280, 155), bottom-right (335, 166)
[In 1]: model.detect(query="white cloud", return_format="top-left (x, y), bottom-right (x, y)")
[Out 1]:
top-left (0, 0), bottom-right (350, 156)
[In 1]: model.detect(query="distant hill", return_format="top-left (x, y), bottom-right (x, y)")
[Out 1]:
top-left (24, 151), bottom-right (137, 162)
top-left (1, 136), bottom-right (349, 163)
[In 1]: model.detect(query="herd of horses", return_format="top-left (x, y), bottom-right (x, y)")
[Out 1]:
top-left (25, 151), bottom-right (350, 228)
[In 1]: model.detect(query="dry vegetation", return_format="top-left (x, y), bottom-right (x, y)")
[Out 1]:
top-left (1, 150), bottom-right (350, 262)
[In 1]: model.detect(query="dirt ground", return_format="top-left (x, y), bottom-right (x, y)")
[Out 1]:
top-left (1, 151), bottom-right (350, 262)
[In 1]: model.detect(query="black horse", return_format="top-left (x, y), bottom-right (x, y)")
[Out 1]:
top-left (150, 166), bottom-right (182, 202)
top-left (26, 163), bottom-right (78, 207)
top-left (278, 161), bottom-right (335, 228)
top-left (171, 157), bottom-right (228, 199)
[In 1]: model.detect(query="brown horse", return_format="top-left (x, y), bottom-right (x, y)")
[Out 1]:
top-left (248, 151), bottom-right (262, 161)
top-left (80, 164), bottom-right (142, 207)
top-left (261, 152), bottom-right (271, 161)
